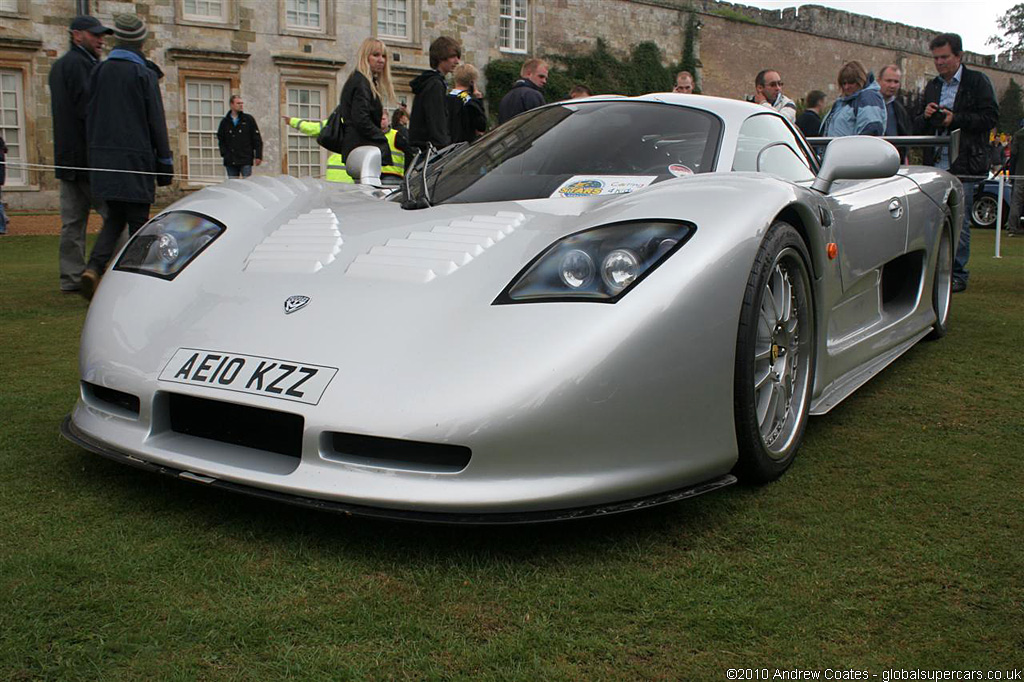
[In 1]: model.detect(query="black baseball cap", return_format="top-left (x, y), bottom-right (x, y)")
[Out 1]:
top-left (69, 16), bottom-right (113, 35)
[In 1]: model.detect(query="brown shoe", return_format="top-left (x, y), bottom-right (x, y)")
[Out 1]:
top-left (80, 268), bottom-right (100, 301)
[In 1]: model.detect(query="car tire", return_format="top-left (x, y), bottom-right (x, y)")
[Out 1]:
top-left (733, 222), bottom-right (815, 484)
top-left (925, 214), bottom-right (953, 341)
top-left (971, 193), bottom-right (1000, 228)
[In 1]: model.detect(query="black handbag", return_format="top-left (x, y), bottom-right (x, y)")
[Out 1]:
top-left (317, 106), bottom-right (345, 154)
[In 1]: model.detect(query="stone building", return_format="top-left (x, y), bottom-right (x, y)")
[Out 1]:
top-left (2, 0), bottom-right (1022, 211)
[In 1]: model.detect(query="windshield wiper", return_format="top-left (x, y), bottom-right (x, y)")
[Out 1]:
top-left (401, 145), bottom-right (432, 210)
top-left (400, 142), bottom-right (469, 210)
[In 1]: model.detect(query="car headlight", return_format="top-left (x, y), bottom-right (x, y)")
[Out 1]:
top-left (495, 220), bottom-right (694, 303)
top-left (114, 211), bottom-right (225, 280)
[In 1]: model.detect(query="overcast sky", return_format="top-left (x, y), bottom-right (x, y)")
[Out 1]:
top-left (738, 0), bottom-right (1017, 54)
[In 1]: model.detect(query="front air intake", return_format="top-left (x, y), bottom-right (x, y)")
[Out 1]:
top-left (168, 394), bottom-right (303, 458)
top-left (323, 432), bottom-right (471, 473)
top-left (82, 382), bottom-right (141, 418)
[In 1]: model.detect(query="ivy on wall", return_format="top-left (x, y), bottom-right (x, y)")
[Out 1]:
top-left (483, 38), bottom-right (691, 123)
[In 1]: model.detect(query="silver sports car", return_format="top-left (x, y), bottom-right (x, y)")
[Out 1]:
top-left (63, 94), bottom-right (960, 523)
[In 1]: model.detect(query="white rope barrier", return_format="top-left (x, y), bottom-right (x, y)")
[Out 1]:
top-left (1, 160), bottom-right (241, 184)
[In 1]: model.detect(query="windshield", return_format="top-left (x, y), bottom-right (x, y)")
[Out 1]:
top-left (400, 101), bottom-right (722, 206)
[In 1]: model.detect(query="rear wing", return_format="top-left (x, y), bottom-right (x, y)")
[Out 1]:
top-left (805, 129), bottom-right (961, 166)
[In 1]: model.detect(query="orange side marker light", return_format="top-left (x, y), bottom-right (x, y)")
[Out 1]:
top-left (827, 243), bottom-right (838, 260)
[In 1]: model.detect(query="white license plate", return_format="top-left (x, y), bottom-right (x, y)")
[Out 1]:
top-left (158, 348), bottom-right (337, 405)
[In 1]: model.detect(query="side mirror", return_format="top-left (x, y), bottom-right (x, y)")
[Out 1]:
top-left (346, 146), bottom-right (382, 186)
top-left (812, 136), bottom-right (900, 194)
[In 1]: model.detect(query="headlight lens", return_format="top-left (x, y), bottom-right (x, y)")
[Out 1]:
top-left (114, 211), bottom-right (225, 280)
top-left (497, 220), bottom-right (694, 303)
top-left (559, 249), bottom-right (596, 289)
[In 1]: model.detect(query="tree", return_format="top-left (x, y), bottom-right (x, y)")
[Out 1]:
top-left (999, 79), bottom-right (1024, 133)
top-left (988, 3), bottom-right (1024, 53)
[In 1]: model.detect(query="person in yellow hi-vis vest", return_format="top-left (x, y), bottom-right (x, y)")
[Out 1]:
top-left (380, 110), bottom-right (408, 183)
top-left (282, 115), bottom-right (353, 183)
top-left (282, 111), bottom-right (408, 183)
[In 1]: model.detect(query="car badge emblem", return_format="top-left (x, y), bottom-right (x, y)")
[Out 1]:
top-left (284, 295), bottom-right (310, 314)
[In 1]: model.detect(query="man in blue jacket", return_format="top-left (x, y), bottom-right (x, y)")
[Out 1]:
top-left (80, 13), bottom-right (173, 300)
top-left (498, 59), bottom-right (548, 124)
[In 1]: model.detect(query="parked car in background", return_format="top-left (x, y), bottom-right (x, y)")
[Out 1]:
top-left (973, 174), bottom-right (1015, 229)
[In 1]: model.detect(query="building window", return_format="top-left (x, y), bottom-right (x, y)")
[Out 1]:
top-left (183, 0), bottom-right (227, 22)
top-left (286, 0), bottom-right (322, 30)
top-left (377, 0), bottom-right (407, 39)
top-left (185, 79), bottom-right (230, 183)
top-left (0, 69), bottom-right (25, 186)
top-left (0, 0), bottom-right (20, 14)
top-left (499, 0), bottom-right (528, 53)
top-left (285, 85), bottom-right (327, 178)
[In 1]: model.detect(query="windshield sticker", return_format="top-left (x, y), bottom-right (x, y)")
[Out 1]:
top-left (668, 164), bottom-right (694, 177)
top-left (552, 176), bottom-right (657, 198)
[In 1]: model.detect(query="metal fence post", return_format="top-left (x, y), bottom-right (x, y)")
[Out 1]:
top-left (995, 174), bottom-right (1004, 259)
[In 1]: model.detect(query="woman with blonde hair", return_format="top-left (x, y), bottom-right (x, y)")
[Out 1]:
top-left (339, 37), bottom-right (396, 165)
top-left (820, 60), bottom-right (886, 137)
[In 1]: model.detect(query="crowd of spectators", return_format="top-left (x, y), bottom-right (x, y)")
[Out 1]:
top-left (13, 14), bottom-right (1015, 298)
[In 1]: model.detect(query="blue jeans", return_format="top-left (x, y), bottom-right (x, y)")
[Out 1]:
top-left (955, 179), bottom-right (975, 284)
top-left (225, 164), bottom-right (252, 178)
top-left (0, 188), bottom-right (7, 234)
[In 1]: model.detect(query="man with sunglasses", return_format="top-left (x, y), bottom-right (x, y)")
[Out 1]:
top-left (754, 69), bottom-right (796, 124)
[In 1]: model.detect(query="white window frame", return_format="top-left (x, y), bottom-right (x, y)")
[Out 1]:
top-left (182, 0), bottom-right (227, 22)
top-left (377, 0), bottom-right (408, 40)
top-left (185, 78), bottom-right (231, 184)
top-left (499, 0), bottom-right (528, 54)
top-left (0, 68), bottom-right (26, 187)
top-left (285, 0), bottom-right (323, 31)
top-left (0, 0), bottom-right (22, 15)
top-left (284, 83), bottom-right (327, 178)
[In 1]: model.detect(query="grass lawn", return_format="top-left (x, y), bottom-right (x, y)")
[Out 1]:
top-left (1, 231), bottom-right (1021, 680)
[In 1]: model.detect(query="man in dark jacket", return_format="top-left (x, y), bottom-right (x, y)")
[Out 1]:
top-left (914, 32), bottom-right (998, 292)
top-left (498, 59), bottom-right (548, 124)
top-left (50, 15), bottom-right (113, 292)
top-left (217, 95), bottom-right (262, 178)
top-left (80, 13), bottom-right (173, 301)
top-left (1005, 121), bottom-right (1024, 236)
top-left (878, 64), bottom-right (912, 160)
top-left (409, 36), bottom-right (461, 152)
top-left (796, 90), bottom-right (826, 138)
top-left (0, 135), bottom-right (7, 235)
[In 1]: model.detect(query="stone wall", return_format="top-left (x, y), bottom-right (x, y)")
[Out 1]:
top-left (534, 1), bottom-right (1024, 106)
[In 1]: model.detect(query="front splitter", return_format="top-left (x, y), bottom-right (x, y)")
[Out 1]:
top-left (61, 416), bottom-right (736, 525)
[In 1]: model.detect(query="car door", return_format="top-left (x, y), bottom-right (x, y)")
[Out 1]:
top-left (824, 174), bottom-right (914, 291)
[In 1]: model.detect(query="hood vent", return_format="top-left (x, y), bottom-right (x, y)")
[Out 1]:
top-left (244, 208), bottom-right (342, 274)
top-left (346, 211), bottom-right (526, 283)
